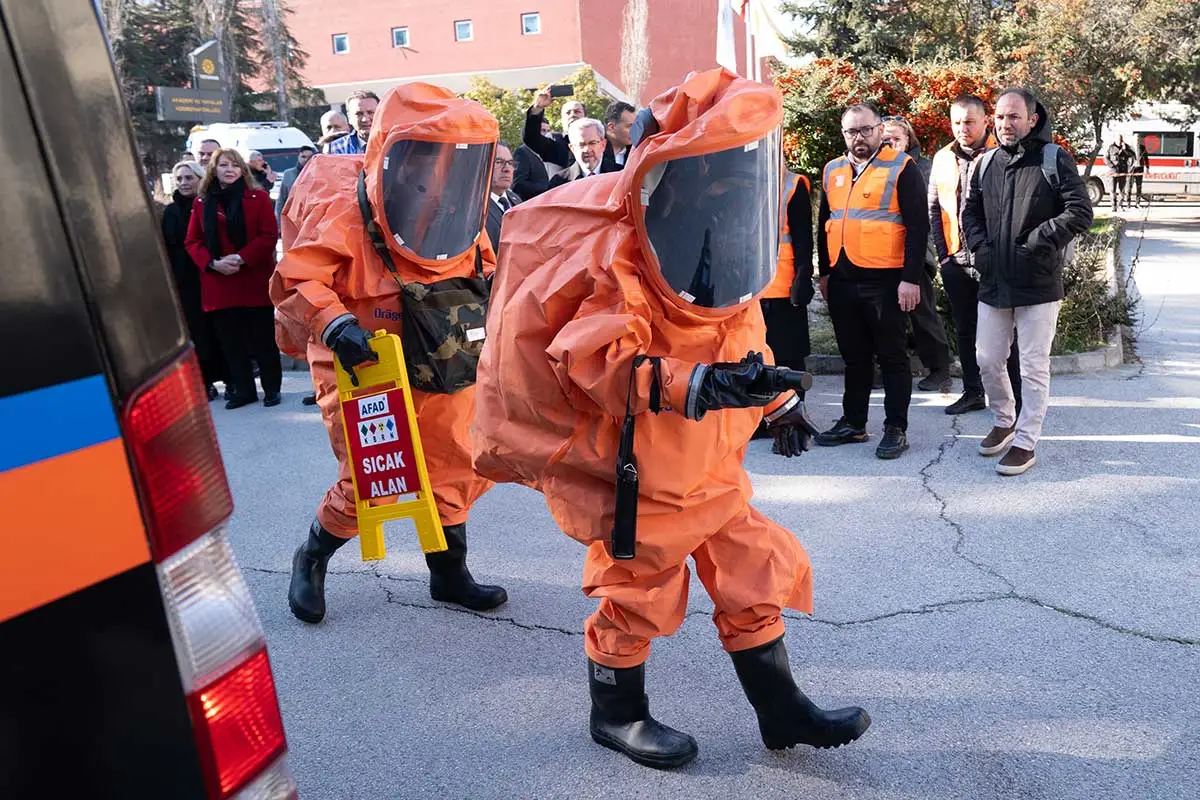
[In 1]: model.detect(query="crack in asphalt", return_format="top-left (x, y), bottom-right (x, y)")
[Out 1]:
top-left (918, 414), bottom-right (1016, 592)
top-left (247, 562), bottom-right (1198, 647)
top-left (911, 409), bottom-right (1198, 648)
top-left (379, 585), bottom-right (582, 636)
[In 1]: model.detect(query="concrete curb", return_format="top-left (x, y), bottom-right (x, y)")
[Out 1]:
top-left (1048, 335), bottom-right (1124, 374)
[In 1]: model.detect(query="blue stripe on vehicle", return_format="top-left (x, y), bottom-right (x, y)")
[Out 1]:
top-left (0, 375), bottom-right (118, 472)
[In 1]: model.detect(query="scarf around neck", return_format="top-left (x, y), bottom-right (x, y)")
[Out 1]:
top-left (172, 189), bottom-right (195, 219)
top-left (203, 176), bottom-right (247, 259)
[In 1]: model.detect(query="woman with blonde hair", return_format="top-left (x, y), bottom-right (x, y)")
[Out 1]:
top-left (163, 159), bottom-right (226, 400)
top-left (185, 148), bottom-right (283, 408)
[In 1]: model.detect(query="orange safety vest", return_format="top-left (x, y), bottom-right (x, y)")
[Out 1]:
top-left (822, 145), bottom-right (909, 269)
top-left (764, 171), bottom-right (810, 299)
top-left (930, 145), bottom-right (963, 256)
top-left (931, 135), bottom-right (996, 256)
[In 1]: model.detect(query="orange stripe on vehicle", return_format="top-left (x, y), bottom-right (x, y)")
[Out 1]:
top-left (0, 439), bottom-right (151, 623)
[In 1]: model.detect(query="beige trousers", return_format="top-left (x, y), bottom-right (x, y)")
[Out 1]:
top-left (976, 300), bottom-right (1061, 450)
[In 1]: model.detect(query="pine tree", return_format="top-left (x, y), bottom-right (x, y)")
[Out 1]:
top-left (110, 0), bottom-right (198, 185)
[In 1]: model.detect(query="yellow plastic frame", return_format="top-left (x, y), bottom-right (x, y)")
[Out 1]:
top-left (335, 330), bottom-right (447, 559)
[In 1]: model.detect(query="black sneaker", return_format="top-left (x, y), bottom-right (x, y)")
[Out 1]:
top-left (917, 369), bottom-right (952, 393)
top-left (263, 391), bottom-right (282, 407)
top-left (875, 426), bottom-right (908, 459)
top-left (815, 418), bottom-right (870, 447)
top-left (945, 391), bottom-right (986, 415)
top-left (301, 393), bottom-right (318, 406)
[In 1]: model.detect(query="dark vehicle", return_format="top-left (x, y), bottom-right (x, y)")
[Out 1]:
top-left (0, 2), bottom-right (296, 798)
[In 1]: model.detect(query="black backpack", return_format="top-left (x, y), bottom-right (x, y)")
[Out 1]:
top-left (356, 171), bottom-right (489, 394)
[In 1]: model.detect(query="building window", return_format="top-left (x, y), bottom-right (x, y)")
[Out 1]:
top-left (332, 33), bottom-right (349, 55)
top-left (392, 27), bottom-right (410, 48)
top-left (454, 19), bottom-right (473, 42)
top-left (521, 13), bottom-right (541, 35)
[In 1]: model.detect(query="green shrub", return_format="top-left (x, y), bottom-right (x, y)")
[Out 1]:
top-left (1052, 226), bottom-right (1136, 355)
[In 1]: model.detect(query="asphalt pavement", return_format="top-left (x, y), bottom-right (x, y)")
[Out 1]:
top-left (216, 204), bottom-right (1199, 799)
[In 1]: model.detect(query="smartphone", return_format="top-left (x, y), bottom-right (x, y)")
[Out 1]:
top-left (548, 84), bottom-right (575, 98)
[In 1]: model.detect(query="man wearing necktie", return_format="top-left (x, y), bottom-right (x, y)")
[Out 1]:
top-left (486, 142), bottom-right (522, 250)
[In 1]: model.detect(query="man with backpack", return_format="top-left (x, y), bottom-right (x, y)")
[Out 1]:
top-left (962, 88), bottom-right (1093, 476)
top-left (270, 83), bottom-right (509, 623)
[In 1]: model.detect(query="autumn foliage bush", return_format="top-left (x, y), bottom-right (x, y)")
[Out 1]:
top-left (774, 57), bottom-right (1002, 174)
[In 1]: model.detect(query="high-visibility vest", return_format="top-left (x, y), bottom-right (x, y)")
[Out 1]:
top-left (764, 172), bottom-right (810, 299)
top-left (930, 145), bottom-right (964, 256)
top-left (931, 135), bottom-right (996, 256)
top-left (822, 145), bottom-right (909, 269)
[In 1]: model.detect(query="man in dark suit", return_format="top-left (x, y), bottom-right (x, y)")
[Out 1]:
top-left (547, 118), bottom-right (620, 191)
top-left (523, 88), bottom-right (586, 169)
top-left (486, 142), bottom-right (522, 249)
top-left (603, 101), bottom-right (637, 168)
top-left (275, 145), bottom-right (315, 226)
top-left (513, 118), bottom-right (550, 200)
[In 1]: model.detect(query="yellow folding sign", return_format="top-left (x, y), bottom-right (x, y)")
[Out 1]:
top-left (334, 330), bottom-right (447, 560)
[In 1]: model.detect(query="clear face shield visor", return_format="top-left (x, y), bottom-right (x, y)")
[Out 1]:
top-left (381, 139), bottom-right (495, 260)
top-left (641, 130), bottom-right (781, 309)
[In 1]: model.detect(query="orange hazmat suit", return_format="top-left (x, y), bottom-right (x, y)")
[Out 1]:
top-left (271, 84), bottom-right (498, 538)
top-left (473, 69), bottom-right (813, 669)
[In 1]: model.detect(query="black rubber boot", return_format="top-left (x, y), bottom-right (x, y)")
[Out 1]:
top-left (731, 636), bottom-right (871, 750)
top-left (425, 523), bottom-right (508, 611)
top-left (288, 519), bottom-right (349, 624)
top-left (588, 660), bottom-right (699, 770)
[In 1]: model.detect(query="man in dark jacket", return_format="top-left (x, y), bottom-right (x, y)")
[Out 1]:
top-left (546, 118), bottom-right (619, 191)
top-left (523, 88), bottom-right (622, 175)
top-left (962, 88), bottom-right (1093, 476)
top-left (1106, 136), bottom-right (1136, 211)
top-left (928, 95), bottom-right (1022, 416)
top-left (275, 145), bottom-right (315, 226)
top-left (513, 120), bottom-right (550, 200)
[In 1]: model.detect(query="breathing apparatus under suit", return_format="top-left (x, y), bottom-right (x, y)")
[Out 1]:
top-left (472, 69), bottom-right (869, 769)
top-left (270, 83), bottom-right (507, 623)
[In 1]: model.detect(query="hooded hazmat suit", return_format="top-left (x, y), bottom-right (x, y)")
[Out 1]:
top-left (270, 85), bottom-right (506, 621)
top-left (472, 70), bottom-right (813, 670)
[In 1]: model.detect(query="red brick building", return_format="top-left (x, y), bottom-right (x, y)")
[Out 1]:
top-left (283, 0), bottom-right (766, 107)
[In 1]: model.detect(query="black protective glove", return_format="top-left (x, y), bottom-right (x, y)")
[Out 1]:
top-left (789, 272), bottom-right (816, 308)
top-left (327, 320), bottom-right (379, 386)
top-left (687, 351), bottom-right (777, 420)
top-left (765, 398), bottom-right (819, 458)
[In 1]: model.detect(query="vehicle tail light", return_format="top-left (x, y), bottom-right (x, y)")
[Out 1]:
top-left (189, 649), bottom-right (289, 798)
top-left (122, 351), bottom-right (297, 799)
top-left (123, 353), bottom-right (232, 560)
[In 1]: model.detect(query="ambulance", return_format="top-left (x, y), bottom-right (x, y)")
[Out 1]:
top-left (1, 2), bottom-right (297, 798)
top-left (187, 121), bottom-right (316, 198)
top-left (1080, 102), bottom-right (1200, 204)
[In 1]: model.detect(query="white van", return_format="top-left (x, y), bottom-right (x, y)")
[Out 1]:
top-left (1079, 102), bottom-right (1200, 204)
top-left (185, 121), bottom-right (316, 198)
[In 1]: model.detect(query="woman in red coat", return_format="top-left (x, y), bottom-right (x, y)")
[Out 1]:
top-left (186, 148), bottom-right (283, 409)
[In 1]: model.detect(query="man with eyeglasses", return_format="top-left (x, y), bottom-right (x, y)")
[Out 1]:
top-left (547, 118), bottom-right (612, 190)
top-left (815, 102), bottom-right (930, 460)
top-left (485, 142), bottom-right (522, 249)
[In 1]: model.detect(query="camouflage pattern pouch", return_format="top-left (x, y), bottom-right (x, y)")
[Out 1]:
top-left (397, 273), bottom-right (488, 394)
top-left (357, 170), bottom-right (488, 394)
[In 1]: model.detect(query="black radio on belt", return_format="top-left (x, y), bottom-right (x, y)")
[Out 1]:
top-left (612, 355), bottom-right (663, 560)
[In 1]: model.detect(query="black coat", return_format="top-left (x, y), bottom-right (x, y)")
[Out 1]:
top-left (485, 190), bottom-right (521, 251)
top-left (523, 109), bottom-right (622, 173)
top-left (512, 144), bottom-right (549, 201)
top-left (962, 102), bottom-right (1093, 308)
top-left (161, 192), bottom-right (221, 379)
top-left (162, 193), bottom-right (199, 308)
